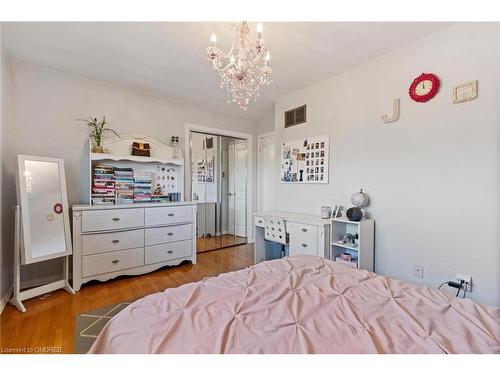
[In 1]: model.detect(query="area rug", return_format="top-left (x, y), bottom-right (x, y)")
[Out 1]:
top-left (74, 301), bottom-right (132, 354)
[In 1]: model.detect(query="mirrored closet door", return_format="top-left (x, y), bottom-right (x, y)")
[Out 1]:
top-left (190, 132), bottom-right (247, 253)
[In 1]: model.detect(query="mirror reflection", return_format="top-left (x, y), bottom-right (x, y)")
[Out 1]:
top-left (24, 160), bottom-right (67, 260)
top-left (191, 132), bottom-right (247, 253)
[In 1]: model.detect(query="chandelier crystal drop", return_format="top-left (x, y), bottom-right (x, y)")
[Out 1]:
top-left (206, 22), bottom-right (272, 110)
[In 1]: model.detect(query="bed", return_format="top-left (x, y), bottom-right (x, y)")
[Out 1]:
top-left (89, 255), bottom-right (500, 354)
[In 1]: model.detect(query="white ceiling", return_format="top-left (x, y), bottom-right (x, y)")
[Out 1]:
top-left (3, 22), bottom-right (451, 119)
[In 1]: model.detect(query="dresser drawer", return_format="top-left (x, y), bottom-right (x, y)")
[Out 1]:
top-left (145, 224), bottom-right (192, 246)
top-left (145, 240), bottom-right (192, 265)
top-left (82, 229), bottom-right (145, 255)
top-left (145, 206), bottom-right (193, 226)
top-left (289, 223), bottom-right (318, 257)
top-left (82, 248), bottom-right (144, 277)
top-left (289, 236), bottom-right (318, 257)
top-left (291, 223), bottom-right (317, 238)
top-left (82, 208), bottom-right (144, 232)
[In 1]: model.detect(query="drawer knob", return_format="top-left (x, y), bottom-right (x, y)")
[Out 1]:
top-left (112, 217), bottom-right (120, 222)
top-left (258, 220), bottom-right (263, 224)
top-left (167, 250), bottom-right (174, 254)
top-left (111, 239), bottom-right (120, 244)
top-left (168, 213), bottom-right (174, 217)
top-left (111, 259), bottom-right (120, 264)
top-left (302, 243), bottom-right (308, 248)
top-left (167, 232), bottom-right (174, 236)
top-left (301, 228), bottom-right (308, 232)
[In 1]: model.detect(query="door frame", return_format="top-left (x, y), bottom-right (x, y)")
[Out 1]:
top-left (257, 131), bottom-right (275, 213)
top-left (184, 123), bottom-right (254, 243)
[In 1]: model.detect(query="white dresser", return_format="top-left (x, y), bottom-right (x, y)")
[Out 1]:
top-left (254, 211), bottom-right (330, 263)
top-left (72, 202), bottom-right (197, 291)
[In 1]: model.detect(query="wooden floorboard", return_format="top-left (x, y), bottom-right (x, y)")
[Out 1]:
top-left (197, 234), bottom-right (247, 253)
top-left (0, 244), bottom-right (254, 354)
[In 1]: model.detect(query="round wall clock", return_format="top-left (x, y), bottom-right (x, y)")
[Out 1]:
top-left (409, 73), bottom-right (440, 102)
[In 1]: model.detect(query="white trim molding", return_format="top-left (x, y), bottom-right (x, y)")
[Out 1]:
top-left (184, 123), bottom-right (254, 243)
top-left (257, 131), bottom-right (275, 213)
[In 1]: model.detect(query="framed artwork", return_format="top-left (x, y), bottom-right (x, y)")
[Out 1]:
top-left (280, 135), bottom-right (330, 184)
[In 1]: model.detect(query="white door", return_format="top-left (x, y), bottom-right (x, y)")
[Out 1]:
top-left (258, 134), bottom-right (275, 212)
top-left (234, 140), bottom-right (247, 237)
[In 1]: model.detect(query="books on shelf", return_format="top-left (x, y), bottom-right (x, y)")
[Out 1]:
top-left (114, 167), bottom-right (134, 204)
top-left (133, 171), bottom-right (153, 203)
top-left (92, 164), bottom-right (115, 205)
top-left (90, 163), bottom-right (182, 205)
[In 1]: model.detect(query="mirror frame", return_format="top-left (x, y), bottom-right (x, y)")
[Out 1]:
top-left (17, 154), bottom-right (73, 265)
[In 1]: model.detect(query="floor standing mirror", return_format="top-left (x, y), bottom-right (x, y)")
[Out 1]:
top-left (10, 155), bottom-right (74, 312)
top-left (190, 132), bottom-right (247, 253)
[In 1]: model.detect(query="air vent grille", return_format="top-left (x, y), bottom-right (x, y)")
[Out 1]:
top-left (284, 105), bottom-right (307, 128)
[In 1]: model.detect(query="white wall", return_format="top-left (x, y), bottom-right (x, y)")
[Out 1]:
top-left (273, 23), bottom-right (500, 306)
top-left (257, 112), bottom-right (275, 135)
top-left (0, 23), bottom-right (13, 310)
top-left (2, 60), bottom-right (258, 287)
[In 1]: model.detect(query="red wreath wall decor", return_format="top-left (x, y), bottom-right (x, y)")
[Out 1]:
top-left (409, 73), bottom-right (440, 102)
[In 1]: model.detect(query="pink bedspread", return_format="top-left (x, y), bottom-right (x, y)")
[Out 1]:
top-left (89, 256), bottom-right (500, 354)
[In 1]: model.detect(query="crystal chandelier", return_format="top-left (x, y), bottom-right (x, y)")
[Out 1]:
top-left (206, 22), bottom-right (272, 110)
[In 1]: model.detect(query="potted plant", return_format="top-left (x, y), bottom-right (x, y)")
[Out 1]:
top-left (78, 116), bottom-right (119, 153)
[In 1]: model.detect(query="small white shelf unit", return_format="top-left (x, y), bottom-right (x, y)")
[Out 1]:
top-left (89, 133), bottom-right (184, 204)
top-left (330, 216), bottom-right (374, 271)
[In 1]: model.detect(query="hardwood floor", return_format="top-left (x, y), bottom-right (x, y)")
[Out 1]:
top-left (0, 244), bottom-right (254, 354)
top-left (197, 234), bottom-right (247, 253)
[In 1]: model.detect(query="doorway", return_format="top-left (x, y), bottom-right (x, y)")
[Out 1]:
top-left (190, 132), bottom-right (247, 253)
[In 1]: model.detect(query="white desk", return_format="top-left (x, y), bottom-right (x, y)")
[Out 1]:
top-left (254, 211), bottom-right (330, 263)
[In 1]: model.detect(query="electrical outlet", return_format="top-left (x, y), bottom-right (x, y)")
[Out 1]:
top-left (414, 265), bottom-right (424, 279)
top-left (456, 274), bottom-right (472, 291)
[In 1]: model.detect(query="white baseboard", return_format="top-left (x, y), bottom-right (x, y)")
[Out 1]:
top-left (0, 284), bottom-right (14, 314)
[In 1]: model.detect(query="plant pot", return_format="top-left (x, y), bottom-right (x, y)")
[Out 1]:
top-left (92, 145), bottom-right (105, 153)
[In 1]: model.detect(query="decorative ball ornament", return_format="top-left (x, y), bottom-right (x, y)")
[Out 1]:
top-left (409, 73), bottom-right (440, 102)
top-left (346, 207), bottom-right (363, 222)
top-left (351, 189), bottom-right (369, 208)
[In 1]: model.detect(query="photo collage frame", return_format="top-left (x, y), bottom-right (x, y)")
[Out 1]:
top-left (280, 135), bottom-right (329, 184)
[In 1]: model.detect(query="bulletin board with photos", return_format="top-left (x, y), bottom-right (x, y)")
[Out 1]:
top-left (280, 135), bottom-right (329, 184)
